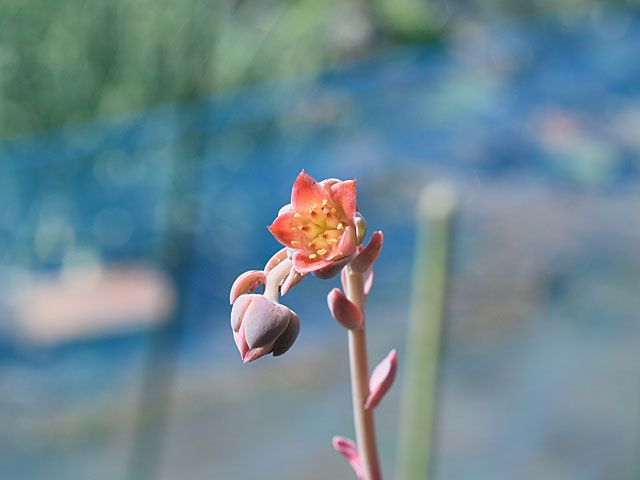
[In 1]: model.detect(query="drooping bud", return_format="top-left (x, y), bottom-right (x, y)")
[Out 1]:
top-left (230, 294), bottom-right (301, 363)
top-left (350, 231), bottom-right (383, 273)
top-left (332, 436), bottom-right (364, 480)
top-left (229, 270), bottom-right (266, 304)
top-left (364, 349), bottom-right (397, 410)
top-left (327, 288), bottom-right (363, 330)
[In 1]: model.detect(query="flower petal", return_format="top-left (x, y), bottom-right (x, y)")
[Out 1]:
top-left (311, 256), bottom-right (351, 279)
top-left (272, 310), bottom-right (300, 356)
top-left (291, 170), bottom-right (328, 212)
top-left (229, 270), bottom-right (266, 305)
top-left (332, 436), bottom-right (364, 480)
top-left (268, 211), bottom-right (306, 248)
top-left (364, 349), bottom-right (397, 410)
top-left (244, 296), bottom-right (292, 349)
top-left (243, 343), bottom-right (275, 363)
top-left (331, 179), bottom-right (357, 219)
top-left (292, 251), bottom-right (336, 274)
top-left (230, 294), bottom-right (254, 332)
top-left (350, 231), bottom-right (383, 273)
top-left (233, 322), bottom-right (249, 359)
top-left (327, 288), bottom-right (363, 330)
top-left (333, 225), bottom-right (357, 259)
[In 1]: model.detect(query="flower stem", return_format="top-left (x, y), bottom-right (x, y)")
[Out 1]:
top-left (264, 258), bottom-right (292, 302)
top-left (345, 267), bottom-right (382, 480)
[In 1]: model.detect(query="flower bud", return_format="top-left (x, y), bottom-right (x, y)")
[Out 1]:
top-left (230, 294), bottom-right (300, 363)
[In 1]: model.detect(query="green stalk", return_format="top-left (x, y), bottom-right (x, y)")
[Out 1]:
top-left (396, 183), bottom-right (456, 480)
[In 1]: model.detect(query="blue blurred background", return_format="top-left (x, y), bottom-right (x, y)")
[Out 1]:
top-left (2, 1), bottom-right (640, 479)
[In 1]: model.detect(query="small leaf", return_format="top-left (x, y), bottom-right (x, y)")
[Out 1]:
top-left (365, 349), bottom-right (398, 410)
top-left (327, 288), bottom-right (363, 330)
top-left (332, 436), bottom-right (364, 480)
top-left (350, 231), bottom-right (383, 273)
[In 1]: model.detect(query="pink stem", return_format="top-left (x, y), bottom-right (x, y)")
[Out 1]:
top-left (344, 267), bottom-right (382, 480)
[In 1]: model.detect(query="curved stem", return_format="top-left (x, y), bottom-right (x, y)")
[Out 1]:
top-left (264, 258), bottom-right (292, 302)
top-left (345, 267), bottom-right (382, 480)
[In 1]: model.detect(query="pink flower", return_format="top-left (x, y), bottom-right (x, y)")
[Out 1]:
top-left (268, 171), bottom-right (363, 275)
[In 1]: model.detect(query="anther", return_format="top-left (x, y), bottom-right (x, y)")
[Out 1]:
top-left (308, 253), bottom-right (317, 260)
top-left (317, 248), bottom-right (327, 255)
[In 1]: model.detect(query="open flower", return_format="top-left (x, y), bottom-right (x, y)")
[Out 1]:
top-left (268, 171), bottom-right (364, 275)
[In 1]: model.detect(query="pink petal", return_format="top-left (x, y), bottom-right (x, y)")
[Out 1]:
top-left (350, 231), bottom-right (383, 273)
top-left (291, 170), bottom-right (328, 212)
top-left (292, 251), bottom-right (336, 274)
top-left (233, 322), bottom-right (249, 359)
top-left (311, 256), bottom-right (352, 279)
top-left (327, 288), bottom-right (363, 330)
top-left (229, 270), bottom-right (266, 305)
top-left (333, 225), bottom-right (357, 259)
top-left (230, 294), bottom-right (254, 332)
top-left (332, 436), bottom-right (364, 480)
top-left (267, 211), bottom-right (306, 248)
top-left (331, 179), bottom-right (357, 219)
top-left (364, 349), bottom-right (397, 410)
top-left (264, 247), bottom-right (289, 273)
top-left (243, 342), bottom-right (275, 363)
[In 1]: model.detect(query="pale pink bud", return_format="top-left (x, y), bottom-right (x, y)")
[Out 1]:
top-left (229, 270), bottom-right (266, 305)
top-left (327, 288), bottom-right (363, 330)
top-left (230, 294), bottom-right (300, 363)
top-left (332, 436), bottom-right (364, 480)
top-left (350, 231), bottom-right (383, 273)
top-left (364, 349), bottom-right (397, 410)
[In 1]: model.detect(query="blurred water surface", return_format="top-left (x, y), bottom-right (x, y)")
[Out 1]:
top-left (2, 12), bottom-right (640, 480)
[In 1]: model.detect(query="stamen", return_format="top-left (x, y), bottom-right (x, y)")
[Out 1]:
top-left (308, 253), bottom-right (317, 260)
top-left (327, 238), bottom-right (338, 244)
top-left (322, 199), bottom-right (328, 206)
top-left (316, 248), bottom-right (327, 255)
top-left (337, 223), bottom-right (344, 230)
top-left (294, 213), bottom-right (302, 218)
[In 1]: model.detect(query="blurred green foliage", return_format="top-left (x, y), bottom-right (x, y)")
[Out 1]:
top-left (0, 0), bottom-right (636, 138)
top-left (0, 0), bottom-right (381, 138)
